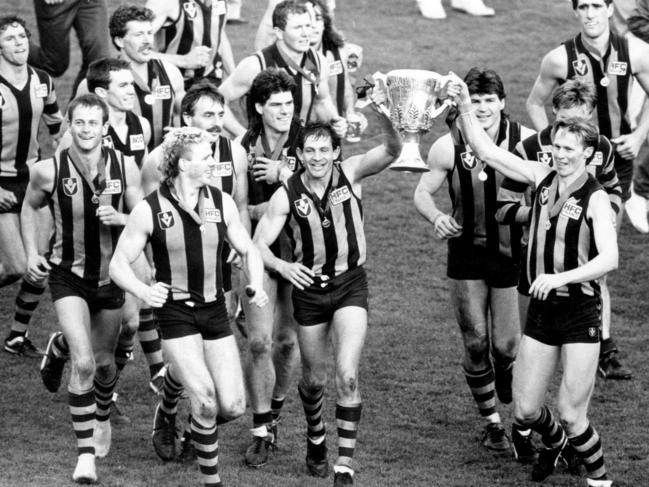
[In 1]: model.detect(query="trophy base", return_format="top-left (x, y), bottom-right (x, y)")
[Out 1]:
top-left (389, 140), bottom-right (430, 173)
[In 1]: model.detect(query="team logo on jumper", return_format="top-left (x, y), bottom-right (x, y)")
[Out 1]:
top-left (102, 135), bottom-right (114, 149)
top-left (329, 60), bottom-right (344, 76)
top-left (537, 151), bottom-right (554, 167)
top-left (62, 178), bottom-right (78, 196)
top-left (588, 327), bottom-right (598, 338)
top-left (539, 186), bottom-right (550, 205)
top-left (157, 211), bottom-right (175, 229)
top-left (590, 151), bottom-right (603, 166)
top-left (34, 83), bottom-right (48, 98)
top-left (294, 196), bottom-right (312, 217)
top-left (154, 85), bottom-right (171, 100)
top-left (212, 162), bottom-right (232, 177)
top-left (460, 151), bottom-right (477, 170)
top-left (329, 186), bottom-right (351, 206)
top-left (204, 208), bottom-right (222, 223)
top-left (130, 134), bottom-right (145, 151)
top-left (183, 1), bottom-right (198, 19)
top-left (608, 61), bottom-right (627, 76)
top-left (103, 179), bottom-right (122, 195)
top-left (573, 58), bottom-right (589, 77)
top-left (283, 155), bottom-right (297, 171)
top-left (561, 199), bottom-right (583, 220)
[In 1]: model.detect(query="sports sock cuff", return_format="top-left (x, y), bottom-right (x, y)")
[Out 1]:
top-left (253, 411), bottom-right (273, 427)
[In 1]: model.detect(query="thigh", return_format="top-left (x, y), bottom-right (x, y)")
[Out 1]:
top-left (274, 278), bottom-right (298, 340)
top-left (489, 286), bottom-right (521, 342)
top-left (0, 213), bottom-right (26, 272)
top-left (72, 0), bottom-right (110, 62)
top-left (513, 335), bottom-right (559, 413)
top-left (558, 343), bottom-right (599, 414)
top-left (204, 335), bottom-right (245, 407)
top-left (163, 335), bottom-right (214, 399)
top-left (34, 207), bottom-right (53, 254)
top-left (244, 271), bottom-right (279, 341)
top-left (331, 306), bottom-right (367, 374)
top-left (450, 279), bottom-right (489, 335)
top-left (54, 296), bottom-right (92, 360)
top-left (90, 307), bottom-right (123, 357)
top-left (297, 321), bottom-right (330, 375)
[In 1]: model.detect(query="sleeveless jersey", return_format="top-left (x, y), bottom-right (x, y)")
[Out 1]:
top-left (562, 32), bottom-right (633, 140)
top-left (156, 0), bottom-right (227, 86)
top-left (102, 111), bottom-right (146, 168)
top-left (528, 171), bottom-right (603, 298)
top-left (284, 163), bottom-right (365, 278)
top-left (0, 66), bottom-right (62, 180)
top-left (210, 135), bottom-right (235, 195)
top-left (49, 147), bottom-right (127, 285)
top-left (131, 59), bottom-right (175, 150)
top-left (146, 183), bottom-right (226, 303)
top-left (448, 118), bottom-right (523, 257)
top-left (256, 44), bottom-right (321, 124)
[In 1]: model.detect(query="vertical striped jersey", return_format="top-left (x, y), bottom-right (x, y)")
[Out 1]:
top-left (155, 0), bottom-right (227, 85)
top-left (145, 183), bottom-right (227, 303)
top-left (562, 32), bottom-right (632, 140)
top-left (323, 46), bottom-right (345, 117)
top-left (256, 44), bottom-right (321, 124)
top-left (210, 135), bottom-right (235, 195)
top-left (131, 59), bottom-right (175, 150)
top-left (103, 110), bottom-right (146, 168)
top-left (0, 66), bottom-right (62, 179)
top-left (284, 164), bottom-right (365, 278)
top-left (49, 147), bottom-right (128, 285)
top-left (448, 118), bottom-right (523, 257)
top-left (528, 171), bottom-right (603, 298)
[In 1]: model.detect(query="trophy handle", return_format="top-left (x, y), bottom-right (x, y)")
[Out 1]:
top-left (426, 98), bottom-right (455, 120)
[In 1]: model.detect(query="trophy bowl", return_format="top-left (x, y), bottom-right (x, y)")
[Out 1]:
top-left (386, 69), bottom-right (450, 172)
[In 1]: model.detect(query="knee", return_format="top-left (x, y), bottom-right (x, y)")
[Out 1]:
top-left (492, 336), bottom-right (520, 362)
top-left (464, 333), bottom-right (489, 365)
top-left (72, 356), bottom-right (96, 383)
top-left (274, 332), bottom-right (297, 360)
top-left (248, 335), bottom-right (273, 359)
top-left (219, 396), bottom-right (246, 421)
top-left (120, 316), bottom-right (139, 337)
top-left (335, 370), bottom-right (359, 398)
top-left (301, 367), bottom-right (327, 390)
top-left (49, 63), bottom-right (68, 77)
top-left (94, 359), bottom-right (115, 379)
top-left (558, 403), bottom-right (587, 436)
top-left (191, 391), bottom-right (218, 421)
top-left (513, 398), bottom-right (541, 426)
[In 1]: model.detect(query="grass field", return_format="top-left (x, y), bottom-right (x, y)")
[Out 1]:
top-left (1, 0), bottom-right (648, 486)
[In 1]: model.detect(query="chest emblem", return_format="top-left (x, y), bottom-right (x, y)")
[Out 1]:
top-left (537, 151), bottom-right (554, 167)
top-left (183, 1), bottom-right (198, 20)
top-left (539, 186), bottom-right (550, 206)
top-left (460, 151), bottom-right (477, 170)
top-left (294, 196), bottom-right (312, 218)
top-left (157, 211), bottom-right (175, 229)
top-left (62, 178), bottom-right (78, 196)
top-left (573, 58), bottom-right (589, 77)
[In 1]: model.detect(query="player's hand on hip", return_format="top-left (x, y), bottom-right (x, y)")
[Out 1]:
top-left (144, 282), bottom-right (169, 308)
top-left (26, 256), bottom-right (50, 282)
top-left (0, 187), bottom-right (17, 211)
top-left (433, 214), bottom-right (462, 239)
top-left (277, 261), bottom-right (314, 290)
top-left (529, 273), bottom-right (564, 301)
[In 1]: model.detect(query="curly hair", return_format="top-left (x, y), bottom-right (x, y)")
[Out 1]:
top-left (0, 16), bottom-right (30, 37)
top-left (109, 5), bottom-right (155, 50)
top-left (272, 1), bottom-right (309, 30)
top-left (161, 127), bottom-right (212, 185)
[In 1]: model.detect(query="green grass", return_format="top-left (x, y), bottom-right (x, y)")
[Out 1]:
top-left (1, 0), bottom-right (648, 485)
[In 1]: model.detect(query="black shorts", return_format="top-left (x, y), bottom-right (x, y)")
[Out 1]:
top-left (614, 153), bottom-right (633, 202)
top-left (524, 296), bottom-right (602, 346)
top-left (293, 266), bottom-right (369, 326)
top-left (447, 240), bottom-right (520, 288)
top-left (48, 264), bottom-right (124, 313)
top-left (154, 296), bottom-right (232, 341)
top-left (0, 177), bottom-right (27, 214)
top-left (221, 242), bottom-right (232, 293)
top-left (517, 246), bottom-right (531, 296)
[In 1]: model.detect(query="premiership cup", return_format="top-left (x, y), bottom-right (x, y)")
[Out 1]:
top-left (385, 69), bottom-right (453, 172)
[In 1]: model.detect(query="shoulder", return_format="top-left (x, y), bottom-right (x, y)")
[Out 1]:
top-left (146, 0), bottom-right (176, 18)
top-left (540, 45), bottom-right (568, 74)
top-left (519, 125), bottom-right (536, 139)
top-left (161, 60), bottom-right (183, 86)
top-left (30, 157), bottom-right (56, 186)
top-left (427, 134), bottom-right (455, 170)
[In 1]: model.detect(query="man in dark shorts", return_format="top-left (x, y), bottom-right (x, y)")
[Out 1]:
top-left (414, 68), bottom-right (534, 455)
top-left (21, 94), bottom-right (142, 483)
top-left (109, 126), bottom-right (268, 487)
top-left (455, 75), bottom-right (618, 487)
top-left (0, 16), bottom-right (63, 357)
top-left (253, 89), bottom-right (401, 486)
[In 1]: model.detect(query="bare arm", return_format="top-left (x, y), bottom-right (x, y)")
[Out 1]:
top-left (164, 61), bottom-right (185, 126)
top-left (254, 0), bottom-right (281, 51)
top-left (526, 48), bottom-right (566, 131)
top-left (109, 201), bottom-right (169, 307)
top-left (253, 187), bottom-right (315, 289)
top-left (219, 56), bottom-right (261, 136)
top-left (97, 156), bottom-right (143, 227)
top-left (312, 55), bottom-right (347, 137)
top-left (21, 160), bottom-right (55, 281)
top-left (231, 142), bottom-right (251, 234)
top-left (219, 30), bottom-right (236, 76)
top-left (528, 190), bottom-right (618, 300)
top-left (140, 116), bottom-right (152, 150)
top-left (222, 194), bottom-right (267, 307)
top-left (140, 148), bottom-right (164, 196)
top-left (413, 136), bottom-right (462, 239)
